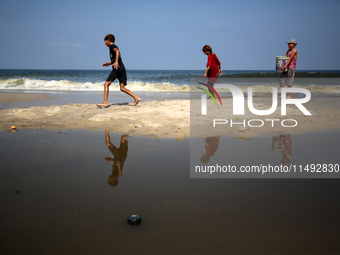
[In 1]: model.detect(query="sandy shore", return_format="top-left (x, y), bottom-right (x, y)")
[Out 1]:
top-left (190, 97), bottom-right (340, 139)
top-left (0, 92), bottom-right (339, 138)
top-left (0, 100), bottom-right (190, 138)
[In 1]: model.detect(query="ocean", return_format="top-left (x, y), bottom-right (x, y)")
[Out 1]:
top-left (0, 69), bottom-right (339, 97)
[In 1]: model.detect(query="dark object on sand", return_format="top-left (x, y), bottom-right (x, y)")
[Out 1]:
top-left (127, 215), bottom-right (141, 225)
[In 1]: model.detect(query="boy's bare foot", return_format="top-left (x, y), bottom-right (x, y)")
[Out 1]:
top-left (133, 97), bottom-right (141, 106)
top-left (122, 134), bottom-right (132, 139)
top-left (105, 156), bottom-right (114, 162)
top-left (96, 103), bottom-right (109, 108)
top-left (121, 134), bottom-right (132, 143)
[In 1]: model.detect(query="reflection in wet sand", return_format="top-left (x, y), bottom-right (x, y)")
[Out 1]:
top-left (104, 130), bottom-right (131, 187)
top-left (1, 130), bottom-right (340, 254)
top-left (200, 136), bottom-right (220, 164)
top-left (200, 134), bottom-right (293, 166)
top-left (272, 134), bottom-right (293, 164)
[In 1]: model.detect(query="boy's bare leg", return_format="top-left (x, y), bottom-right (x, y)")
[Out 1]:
top-left (279, 83), bottom-right (285, 98)
top-left (105, 129), bottom-right (113, 147)
top-left (119, 83), bottom-right (141, 106)
top-left (97, 81), bottom-right (112, 107)
top-left (279, 84), bottom-right (292, 98)
top-left (104, 129), bottom-right (117, 162)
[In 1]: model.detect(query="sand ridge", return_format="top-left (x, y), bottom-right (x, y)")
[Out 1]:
top-left (0, 100), bottom-right (190, 138)
top-left (1, 98), bottom-right (339, 139)
top-left (190, 97), bottom-right (340, 139)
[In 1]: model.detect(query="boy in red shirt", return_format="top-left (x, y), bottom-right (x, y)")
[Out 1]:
top-left (202, 45), bottom-right (223, 96)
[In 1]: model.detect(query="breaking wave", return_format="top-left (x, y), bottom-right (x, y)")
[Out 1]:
top-left (1, 78), bottom-right (339, 95)
top-left (0, 78), bottom-right (190, 92)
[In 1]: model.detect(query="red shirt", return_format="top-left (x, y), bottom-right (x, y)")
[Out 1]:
top-left (206, 53), bottom-right (221, 83)
top-left (205, 137), bottom-right (220, 157)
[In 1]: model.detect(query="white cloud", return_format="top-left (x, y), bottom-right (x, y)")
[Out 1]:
top-left (49, 42), bottom-right (85, 48)
top-left (74, 43), bottom-right (85, 48)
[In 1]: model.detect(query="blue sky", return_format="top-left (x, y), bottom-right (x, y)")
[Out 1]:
top-left (0, 0), bottom-right (339, 70)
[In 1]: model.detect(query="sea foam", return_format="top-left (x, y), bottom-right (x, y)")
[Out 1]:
top-left (0, 78), bottom-right (190, 92)
top-left (0, 78), bottom-right (339, 95)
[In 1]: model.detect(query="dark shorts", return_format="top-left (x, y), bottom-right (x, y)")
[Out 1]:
top-left (108, 141), bottom-right (128, 162)
top-left (106, 68), bottom-right (127, 85)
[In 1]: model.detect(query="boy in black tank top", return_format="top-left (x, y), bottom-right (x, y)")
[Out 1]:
top-left (97, 34), bottom-right (141, 107)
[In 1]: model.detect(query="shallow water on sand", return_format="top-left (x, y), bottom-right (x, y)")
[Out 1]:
top-left (0, 90), bottom-right (189, 109)
top-left (0, 129), bottom-right (339, 254)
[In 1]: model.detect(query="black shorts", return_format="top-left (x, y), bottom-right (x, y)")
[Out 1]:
top-left (106, 68), bottom-right (127, 85)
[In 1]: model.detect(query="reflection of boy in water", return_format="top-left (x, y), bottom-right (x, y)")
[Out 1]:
top-left (200, 136), bottom-right (220, 164)
top-left (105, 130), bottom-right (131, 187)
top-left (278, 134), bottom-right (292, 164)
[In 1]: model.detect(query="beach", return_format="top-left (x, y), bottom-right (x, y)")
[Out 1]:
top-left (1, 70), bottom-right (340, 254)
top-left (0, 92), bottom-right (190, 139)
top-left (1, 92), bottom-right (340, 139)
top-left (1, 0), bottom-right (340, 252)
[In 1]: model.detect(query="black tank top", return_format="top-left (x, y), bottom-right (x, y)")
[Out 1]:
top-left (109, 44), bottom-right (125, 70)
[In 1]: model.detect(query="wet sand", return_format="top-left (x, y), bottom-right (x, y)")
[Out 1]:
top-left (0, 129), bottom-right (339, 254)
top-left (0, 92), bottom-right (53, 103)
